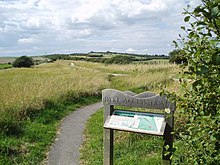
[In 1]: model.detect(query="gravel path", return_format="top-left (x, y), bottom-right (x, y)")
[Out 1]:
top-left (48, 102), bottom-right (103, 165)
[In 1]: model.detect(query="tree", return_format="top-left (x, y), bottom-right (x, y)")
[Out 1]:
top-left (104, 55), bottom-right (134, 64)
top-left (167, 0), bottom-right (220, 164)
top-left (12, 56), bottom-right (34, 68)
top-left (169, 49), bottom-right (187, 64)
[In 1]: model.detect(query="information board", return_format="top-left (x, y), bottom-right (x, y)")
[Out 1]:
top-left (104, 110), bottom-right (166, 135)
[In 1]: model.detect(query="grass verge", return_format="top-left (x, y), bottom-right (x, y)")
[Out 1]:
top-left (80, 109), bottom-right (163, 165)
top-left (0, 92), bottom-right (101, 165)
top-left (0, 64), bottom-right (12, 70)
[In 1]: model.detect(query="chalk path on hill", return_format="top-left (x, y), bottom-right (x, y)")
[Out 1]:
top-left (48, 102), bottom-right (103, 165)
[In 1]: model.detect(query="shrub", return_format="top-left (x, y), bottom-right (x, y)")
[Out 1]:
top-left (12, 56), bottom-right (34, 68)
top-left (168, 0), bottom-right (220, 164)
top-left (104, 55), bottom-right (134, 64)
top-left (87, 54), bottom-right (103, 57)
top-left (169, 49), bottom-right (187, 64)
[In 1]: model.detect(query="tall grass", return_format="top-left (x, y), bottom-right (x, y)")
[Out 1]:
top-left (0, 60), bottom-right (179, 128)
top-left (0, 60), bottom-right (179, 164)
top-left (74, 61), bottom-right (179, 91)
top-left (0, 60), bottom-right (179, 115)
top-left (0, 61), bottom-right (109, 113)
top-left (80, 62), bottom-right (181, 165)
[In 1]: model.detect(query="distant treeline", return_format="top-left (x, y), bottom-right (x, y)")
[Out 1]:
top-left (44, 51), bottom-right (169, 64)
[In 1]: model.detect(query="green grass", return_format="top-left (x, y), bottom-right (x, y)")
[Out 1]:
top-left (0, 60), bottom-right (110, 114)
top-left (80, 111), bottom-right (188, 165)
top-left (134, 59), bottom-right (170, 65)
top-left (0, 93), bottom-right (101, 165)
top-left (80, 109), bottom-right (163, 165)
top-left (0, 60), bottom-right (180, 164)
top-left (0, 64), bottom-right (12, 69)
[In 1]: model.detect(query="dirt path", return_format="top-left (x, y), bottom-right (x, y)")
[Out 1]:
top-left (48, 102), bottom-right (103, 165)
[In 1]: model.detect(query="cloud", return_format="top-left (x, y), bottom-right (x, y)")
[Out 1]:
top-left (18, 37), bottom-right (38, 44)
top-left (126, 48), bottom-right (136, 53)
top-left (0, 0), bottom-right (200, 56)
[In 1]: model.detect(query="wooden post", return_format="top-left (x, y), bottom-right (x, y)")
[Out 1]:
top-left (162, 103), bottom-right (175, 165)
top-left (104, 105), bottom-right (114, 165)
top-left (102, 89), bottom-right (176, 165)
top-left (162, 124), bottom-right (173, 165)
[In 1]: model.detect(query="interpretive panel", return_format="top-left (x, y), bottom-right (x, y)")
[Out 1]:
top-left (104, 110), bottom-right (166, 135)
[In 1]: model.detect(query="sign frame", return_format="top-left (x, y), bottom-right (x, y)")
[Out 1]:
top-left (102, 89), bottom-right (176, 165)
top-left (104, 110), bottom-right (166, 136)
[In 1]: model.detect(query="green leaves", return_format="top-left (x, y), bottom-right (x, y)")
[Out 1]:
top-left (12, 56), bottom-right (34, 68)
top-left (196, 66), bottom-right (209, 75)
top-left (181, 26), bottom-right (186, 31)
top-left (211, 6), bottom-right (220, 18)
top-left (210, 39), bottom-right (220, 47)
top-left (192, 79), bottom-right (202, 89)
top-left (212, 53), bottom-right (220, 65)
top-left (172, 0), bottom-right (220, 164)
top-left (197, 21), bottom-right (207, 26)
top-left (184, 16), bottom-right (190, 22)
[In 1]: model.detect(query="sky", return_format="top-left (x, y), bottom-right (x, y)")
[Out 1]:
top-left (0, 0), bottom-right (200, 57)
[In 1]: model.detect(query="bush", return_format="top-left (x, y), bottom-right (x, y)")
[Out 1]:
top-left (169, 0), bottom-right (220, 164)
top-left (169, 49), bottom-right (187, 64)
top-left (12, 56), bottom-right (34, 68)
top-left (87, 54), bottom-right (103, 57)
top-left (104, 55), bottom-right (134, 64)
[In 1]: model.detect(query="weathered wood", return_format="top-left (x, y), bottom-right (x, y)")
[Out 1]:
top-left (102, 89), bottom-right (175, 165)
top-left (104, 129), bottom-right (114, 165)
top-left (123, 91), bottom-right (156, 98)
top-left (104, 105), bottom-right (114, 165)
top-left (124, 91), bottom-right (136, 96)
top-left (102, 89), bottom-right (174, 110)
top-left (162, 124), bottom-right (173, 165)
top-left (134, 91), bottom-right (157, 98)
top-left (162, 102), bottom-right (175, 165)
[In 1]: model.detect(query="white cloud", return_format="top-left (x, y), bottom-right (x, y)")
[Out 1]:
top-left (71, 0), bottom-right (108, 23)
top-left (141, 48), bottom-right (148, 54)
top-left (126, 48), bottom-right (136, 53)
top-left (0, 0), bottom-right (200, 56)
top-left (18, 37), bottom-right (38, 44)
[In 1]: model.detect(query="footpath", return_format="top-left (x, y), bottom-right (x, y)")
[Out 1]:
top-left (48, 102), bottom-right (103, 165)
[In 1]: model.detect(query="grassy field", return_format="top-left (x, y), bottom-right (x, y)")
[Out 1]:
top-left (0, 60), bottom-right (178, 114)
top-left (0, 60), bottom-right (179, 164)
top-left (0, 61), bottom-right (109, 113)
top-left (0, 64), bottom-right (12, 69)
top-left (79, 61), bottom-right (182, 165)
top-left (75, 61), bottom-right (179, 92)
top-left (135, 59), bottom-right (170, 65)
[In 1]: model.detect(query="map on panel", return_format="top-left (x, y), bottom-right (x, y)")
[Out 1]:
top-left (104, 110), bottom-right (166, 135)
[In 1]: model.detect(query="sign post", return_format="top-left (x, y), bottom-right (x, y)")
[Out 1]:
top-left (103, 104), bottom-right (114, 165)
top-left (102, 89), bottom-right (175, 165)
